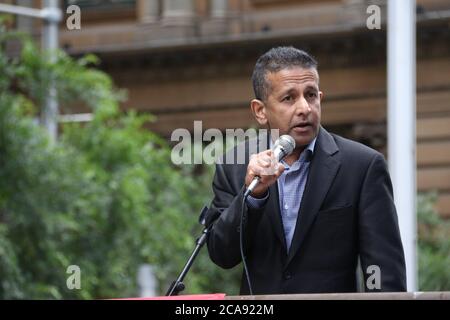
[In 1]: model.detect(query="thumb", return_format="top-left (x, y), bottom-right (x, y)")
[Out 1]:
top-left (277, 163), bottom-right (285, 176)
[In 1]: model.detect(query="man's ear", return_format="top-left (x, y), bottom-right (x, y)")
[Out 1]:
top-left (319, 91), bottom-right (324, 102)
top-left (250, 99), bottom-right (268, 125)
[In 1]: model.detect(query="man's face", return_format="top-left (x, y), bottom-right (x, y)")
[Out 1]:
top-left (259, 67), bottom-right (322, 149)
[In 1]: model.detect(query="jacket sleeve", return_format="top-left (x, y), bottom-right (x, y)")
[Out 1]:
top-left (358, 152), bottom-right (407, 292)
top-left (206, 163), bottom-right (266, 269)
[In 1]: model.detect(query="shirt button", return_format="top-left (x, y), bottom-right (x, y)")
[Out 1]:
top-left (284, 204), bottom-right (289, 210)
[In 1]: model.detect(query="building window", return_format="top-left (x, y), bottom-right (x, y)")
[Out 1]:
top-left (64, 0), bottom-right (137, 22)
top-left (64, 0), bottom-right (136, 11)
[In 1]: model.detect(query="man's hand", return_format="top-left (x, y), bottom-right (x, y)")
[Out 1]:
top-left (245, 150), bottom-right (285, 198)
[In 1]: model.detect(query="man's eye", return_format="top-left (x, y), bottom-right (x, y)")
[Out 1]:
top-left (308, 92), bottom-right (317, 98)
top-left (282, 96), bottom-right (292, 102)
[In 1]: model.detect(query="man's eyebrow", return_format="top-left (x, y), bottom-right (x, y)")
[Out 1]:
top-left (277, 84), bottom-right (318, 96)
top-left (305, 85), bottom-right (319, 91)
top-left (276, 88), bottom-right (296, 98)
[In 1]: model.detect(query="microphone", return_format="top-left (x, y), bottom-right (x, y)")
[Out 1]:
top-left (244, 135), bottom-right (296, 199)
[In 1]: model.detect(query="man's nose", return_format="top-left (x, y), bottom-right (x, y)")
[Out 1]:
top-left (295, 95), bottom-right (311, 115)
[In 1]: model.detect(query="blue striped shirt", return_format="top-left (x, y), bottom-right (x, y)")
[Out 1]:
top-left (247, 137), bottom-right (316, 252)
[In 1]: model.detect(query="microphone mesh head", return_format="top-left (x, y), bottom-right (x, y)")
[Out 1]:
top-left (273, 135), bottom-right (296, 159)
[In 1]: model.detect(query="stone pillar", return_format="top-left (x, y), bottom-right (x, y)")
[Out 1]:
top-left (162, 0), bottom-right (194, 26)
top-left (211, 0), bottom-right (228, 18)
top-left (137, 0), bottom-right (160, 24)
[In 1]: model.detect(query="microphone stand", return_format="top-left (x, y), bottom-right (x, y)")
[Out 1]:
top-left (166, 206), bottom-right (210, 296)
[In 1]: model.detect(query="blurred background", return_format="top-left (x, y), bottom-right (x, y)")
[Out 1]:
top-left (0, 0), bottom-right (449, 299)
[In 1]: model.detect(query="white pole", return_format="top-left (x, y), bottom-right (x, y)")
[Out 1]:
top-left (0, 2), bottom-right (62, 142)
top-left (138, 264), bottom-right (157, 297)
top-left (387, 0), bottom-right (417, 292)
top-left (41, 0), bottom-right (61, 142)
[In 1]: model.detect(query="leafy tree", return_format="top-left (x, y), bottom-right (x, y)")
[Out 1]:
top-left (0, 20), bottom-right (240, 299)
top-left (418, 193), bottom-right (450, 291)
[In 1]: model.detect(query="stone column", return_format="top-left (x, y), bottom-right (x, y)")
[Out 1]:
top-left (162, 0), bottom-right (194, 26)
top-left (137, 0), bottom-right (160, 24)
top-left (211, 0), bottom-right (228, 18)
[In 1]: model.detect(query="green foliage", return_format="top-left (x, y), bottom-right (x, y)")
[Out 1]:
top-left (418, 193), bottom-right (450, 291)
top-left (0, 25), bottom-right (240, 299)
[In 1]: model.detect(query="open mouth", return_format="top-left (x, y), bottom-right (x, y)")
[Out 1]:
top-left (292, 122), bottom-right (312, 129)
top-left (291, 122), bottom-right (312, 134)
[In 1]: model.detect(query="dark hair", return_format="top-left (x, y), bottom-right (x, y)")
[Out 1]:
top-left (251, 46), bottom-right (318, 101)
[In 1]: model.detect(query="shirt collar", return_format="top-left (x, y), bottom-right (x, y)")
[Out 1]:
top-left (307, 136), bottom-right (317, 152)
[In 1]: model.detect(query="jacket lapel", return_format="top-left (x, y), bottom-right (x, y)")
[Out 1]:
top-left (285, 127), bottom-right (341, 266)
top-left (266, 182), bottom-right (288, 255)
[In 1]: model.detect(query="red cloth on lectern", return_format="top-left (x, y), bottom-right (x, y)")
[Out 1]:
top-left (114, 293), bottom-right (226, 300)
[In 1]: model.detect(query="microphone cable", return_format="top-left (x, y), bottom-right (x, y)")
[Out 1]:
top-left (240, 192), bottom-right (254, 295)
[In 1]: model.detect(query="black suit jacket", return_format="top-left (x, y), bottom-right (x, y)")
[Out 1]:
top-left (206, 126), bottom-right (406, 294)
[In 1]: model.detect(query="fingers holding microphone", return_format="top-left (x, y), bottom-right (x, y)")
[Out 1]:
top-left (245, 150), bottom-right (285, 198)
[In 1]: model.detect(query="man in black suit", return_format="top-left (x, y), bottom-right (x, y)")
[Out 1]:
top-left (206, 47), bottom-right (406, 294)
